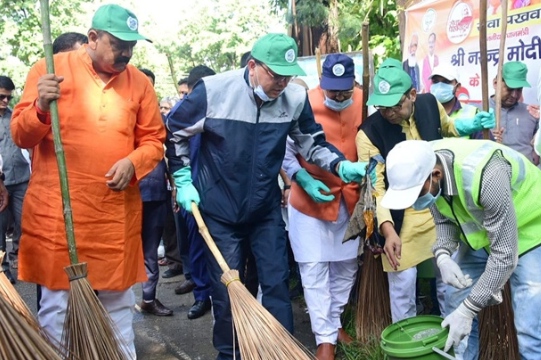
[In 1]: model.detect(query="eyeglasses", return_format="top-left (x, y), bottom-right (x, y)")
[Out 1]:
top-left (258, 63), bottom-right (295, 84)
top-left (0, 95), bottom-right (13, 102)
top-left (160, 106), bottom-right (171, 111)
top-left (375, 93), bottom-right (409, 113)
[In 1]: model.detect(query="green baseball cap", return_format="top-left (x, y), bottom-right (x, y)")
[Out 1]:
top-left (366, 67), bottom-right (413, 107)
top-left (92, 4), bottom-right (151, 43)
top-left (502, 61), bottom-right (530, 88)
top-left (251, 33), bottom-right (306, 76)
top-left (379, 58), bottom-right (402, 70)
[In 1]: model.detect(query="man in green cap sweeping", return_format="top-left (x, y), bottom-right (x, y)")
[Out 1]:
top-left (12, 4), bottom-right (164, 358)
top-left (355, 62), bottom-right (495, 324)
top-left (165, 33), bottom-right (370, 359)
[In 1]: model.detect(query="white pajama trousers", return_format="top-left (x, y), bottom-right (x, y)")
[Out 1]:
top-left (39, 286), bottom-right (137, 359)
top-left (388, 260), bottom-right (447, 323)
top-left (299, 259), bottom-right (358, 345)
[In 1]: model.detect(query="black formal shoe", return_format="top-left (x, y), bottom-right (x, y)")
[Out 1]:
top-left (3, 268), bottom-right (15, 284)
top-left (139, 299), bottom-right (173, 316)
top-left (187, 299), bottom-right (211, 320)
top-left (162, 268), bottom-right (183, 279)
top-left (174, 279), bottom-right (196, 295)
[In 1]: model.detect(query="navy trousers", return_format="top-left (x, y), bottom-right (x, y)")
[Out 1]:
top-left (203, 209), bottom-right (293, 360)
top-left (182, 210), bottom-right (211, 301)
top-left (142, 201), bottom-right (167, 301)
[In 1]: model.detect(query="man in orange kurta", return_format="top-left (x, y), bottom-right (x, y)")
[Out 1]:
top-left (11, 4), bottom-right (165, 357)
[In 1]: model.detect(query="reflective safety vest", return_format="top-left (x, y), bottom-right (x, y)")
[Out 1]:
top-left (432, 138), bottom-right (541, 255)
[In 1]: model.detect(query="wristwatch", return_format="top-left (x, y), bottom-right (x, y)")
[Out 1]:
top-left (0, 173), bottom-right (5, 181)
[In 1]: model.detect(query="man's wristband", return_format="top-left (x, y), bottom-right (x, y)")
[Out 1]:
top-left (283, 184), bottom-right (291, 190)
top-left (0, 173), bottom-right (5, 182)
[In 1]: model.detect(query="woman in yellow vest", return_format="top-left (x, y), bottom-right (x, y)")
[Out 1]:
top-left (381, 139), bottom-right (541, 360)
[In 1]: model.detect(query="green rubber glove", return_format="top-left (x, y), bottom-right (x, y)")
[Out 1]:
top-left (172, 167), bottom-right (200, 213)
top-left (454, 109), bottom-right (495, 136)
top-left (337, 160), bottom-right (369, 183)
top-left (295, 169), bottom-right (335, 203)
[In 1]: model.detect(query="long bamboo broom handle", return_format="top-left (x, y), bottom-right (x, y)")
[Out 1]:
top-left (479, 0), bottom-right (490, 139)
top-left (494, 0), bottom-right (508, 136)
top-left (361, 22), bottom-right (369, 121)
top-left (39, 0), bottom-right (78, 265)
top-left (315, 48), bottom-right (322, 79)
top-left (191, 203), bottom-right (231, 273)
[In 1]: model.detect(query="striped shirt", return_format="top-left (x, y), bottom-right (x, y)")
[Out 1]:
top-left (431, 150), bottom-right (518, 313)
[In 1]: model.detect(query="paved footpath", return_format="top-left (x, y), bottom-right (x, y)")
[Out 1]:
top-left (14, 266), bottom-right (316, 360)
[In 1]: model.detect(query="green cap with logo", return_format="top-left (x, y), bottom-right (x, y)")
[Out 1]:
top-left (366, 67), bottom-right (413, 107)
top-left (379, 58), bottom-right (403, 70)
top-left (92, 4), bottom-right (152, 43)
top-left (251, 33), bottom-right (306, 76)
top-left (502, 61), bottom-right (530, 88)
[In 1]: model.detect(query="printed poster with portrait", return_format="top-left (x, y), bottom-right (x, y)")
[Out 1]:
top-left (404, 0), bottom-right (541, 104)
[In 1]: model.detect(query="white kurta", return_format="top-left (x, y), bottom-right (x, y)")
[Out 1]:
top-left (288, 199), bottom-right (359, 263)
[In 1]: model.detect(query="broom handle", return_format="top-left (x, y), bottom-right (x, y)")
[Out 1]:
top-left (362, 22), bottom-right (370, 122)
top-left (191, 203), bottom-right (231, 273)
top-left (494, 0), bottom-right (508, 135)
top-left (479, 0), bottom-right (490, 139)
top-left (39, 0), bottom-right (79, 265)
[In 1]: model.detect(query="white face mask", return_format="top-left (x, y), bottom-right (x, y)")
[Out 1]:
top-left (252, 70), bottom-right (282, 102)
top-left (323, 95), bottom-right (353, 112)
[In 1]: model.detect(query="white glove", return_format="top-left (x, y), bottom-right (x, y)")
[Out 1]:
top-left (436, 254), bottom-right (473, 289)
top-left (534, 128), bottom-right (541, 156)
top-left (441, 303), bottom-right (476, 352)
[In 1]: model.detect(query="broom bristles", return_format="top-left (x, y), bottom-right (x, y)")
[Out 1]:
top-left (61, 263), bottom-right (130, 360)
top-left (355, 247), bottom-right (392, 343)
top-left (0, 252), bottom-right (39, 330)
top-left (0, 294), bottom-right (63, 359)
top-left (221, 269), bottom-right (316, 360)
top-left (478, 282), bottom-right (519, 360)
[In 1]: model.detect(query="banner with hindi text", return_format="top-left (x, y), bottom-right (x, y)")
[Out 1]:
top-left (404, 0), bottom-right (541, 104)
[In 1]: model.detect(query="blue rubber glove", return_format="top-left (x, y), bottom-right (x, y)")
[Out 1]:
top-left (172, 167), bottom-right (200, 213)
top-left (295, 169), bottom-right (335, 203)
top-left (454, 109), bottom-right (495, 136)
top-left (337, 160), bottom-right (370, 183)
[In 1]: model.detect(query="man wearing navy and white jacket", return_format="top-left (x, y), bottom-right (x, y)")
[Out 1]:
top-left (166, 33), bottom-right (369, 360)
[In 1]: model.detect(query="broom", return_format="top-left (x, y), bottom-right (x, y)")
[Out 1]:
top-left (0, 294), bottom-right (63, 359)
top-left (191, 203), bottom-right (315, 360)
top-left (477, 0), bottom-right (519, 359)
top-left (347, 158), bottom-right (392, 343)
top-left (0, 251), bottom-right (39, 330)
top-left (39, 1), bottom-right (130, 359)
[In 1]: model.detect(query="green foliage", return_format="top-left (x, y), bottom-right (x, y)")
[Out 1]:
top-left (272, 0), bottom-right (401, 66)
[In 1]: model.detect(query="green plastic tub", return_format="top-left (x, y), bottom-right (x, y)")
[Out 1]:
top-left (381, 315), bottom-right (454, 359)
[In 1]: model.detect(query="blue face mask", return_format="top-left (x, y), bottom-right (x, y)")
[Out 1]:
top-left (430, 82), bottom-right (455, 104)
top-left (324, 95), bottom-right (353, 112)
top-left (412, 175), bottom-right (441, 211)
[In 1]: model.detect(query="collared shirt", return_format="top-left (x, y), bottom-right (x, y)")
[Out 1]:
top-left (431, 150), bottom-right (517, 313)
top-left (489, 96), bottom-right (538, 162)
top-left (0, 107), bottom-right (30, 186)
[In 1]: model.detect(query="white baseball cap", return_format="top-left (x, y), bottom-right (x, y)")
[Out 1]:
top-left (381, 141), bottom-right (436, 210)
top-left (429, 64), bottom-right (459, 82)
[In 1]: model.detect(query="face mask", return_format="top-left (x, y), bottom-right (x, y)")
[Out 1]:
top-left (430, 82), bottom-right (455, 103)
top-left (324, 95), bottom-right (353, 112)
top-left (412, 175), bottom-right (441, 211)
top-left (252, 71), bottom-right (280, 102)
